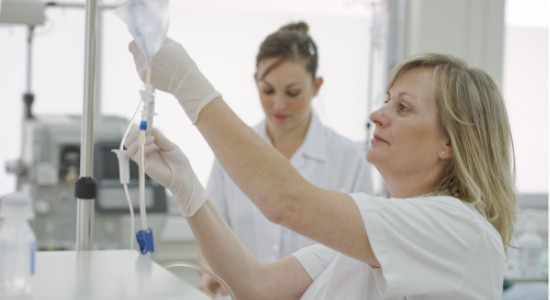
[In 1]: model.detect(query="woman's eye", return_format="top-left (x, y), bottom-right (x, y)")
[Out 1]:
top-left (287, 91), bottom-right (300, 97)
top-left (398, 103), bottom-right (409, 111)
top-left (263, 90), bottom-right (274, 95)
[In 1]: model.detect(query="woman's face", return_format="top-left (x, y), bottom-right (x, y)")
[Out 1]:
top-left (255, 58), bottom-right (322, 133)
top-left (366, 67), bottom-right (450, 181)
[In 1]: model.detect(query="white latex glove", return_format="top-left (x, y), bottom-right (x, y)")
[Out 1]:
top-left (125, 128), bottom-right (207, 217)
top-left (129, 38), bottom-right (221, 123)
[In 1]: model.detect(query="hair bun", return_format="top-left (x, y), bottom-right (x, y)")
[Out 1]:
top-left (278, 21), bottom-right (309, 34)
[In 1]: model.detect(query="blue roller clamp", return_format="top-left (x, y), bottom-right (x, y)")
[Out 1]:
top-left (136, 228), bottom-right (154, 255)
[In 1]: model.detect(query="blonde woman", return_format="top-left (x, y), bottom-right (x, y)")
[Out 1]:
top-left (126, 38), bottom-right (516, 299)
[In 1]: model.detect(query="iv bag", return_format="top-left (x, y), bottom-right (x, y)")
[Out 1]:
top-left (115, 0), bottom-right (169, 69)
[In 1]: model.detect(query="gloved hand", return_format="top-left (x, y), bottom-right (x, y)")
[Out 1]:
top-left (125, 128), bottom-right (207, 217)
top-left (129, 38), bottom-right (221, 124)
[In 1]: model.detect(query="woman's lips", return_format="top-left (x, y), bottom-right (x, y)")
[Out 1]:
top-left (372, 134), bottom-right (388, 144)
top-left (274, 114), bottom-right (288, 121)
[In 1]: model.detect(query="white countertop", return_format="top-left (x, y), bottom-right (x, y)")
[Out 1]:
top-left (31, 249), bottom-right (210, 300)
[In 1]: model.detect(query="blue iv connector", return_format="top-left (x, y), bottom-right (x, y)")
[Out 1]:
top-left (136, 228), bottom-right (154, 255)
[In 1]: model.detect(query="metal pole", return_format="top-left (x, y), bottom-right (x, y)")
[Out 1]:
top-left (25, 26), bottom-right (33, 93)
top-left (75, 0), bottom-right (98, 251)
top-left (95, 6), bottom-right (103, 118)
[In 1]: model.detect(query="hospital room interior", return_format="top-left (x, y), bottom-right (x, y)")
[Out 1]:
top-left (0, 0), bottom-right (547, 299)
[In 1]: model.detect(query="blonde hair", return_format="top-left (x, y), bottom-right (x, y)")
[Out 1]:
top-left (387, 53), bottom-right (517, 249)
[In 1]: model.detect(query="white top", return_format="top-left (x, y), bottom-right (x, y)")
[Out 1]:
top-left (207, 112), bottom-right (373, 263)
top-left (293, 193), bottom-right (505, 299)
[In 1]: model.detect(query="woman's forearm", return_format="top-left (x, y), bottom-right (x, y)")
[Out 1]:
top-left (189, 200), bottom-right (311, 299)
top-left (187, 200), bottom-right (263, 298)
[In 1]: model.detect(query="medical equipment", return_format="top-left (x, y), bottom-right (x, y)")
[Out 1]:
top-left (137, 87), bottom-right (155, 255)
top-left (113, 0), bottom-right (170, 256)
top-left (1, 0), bottom-right (199, 260)
top-left (0, 0), bottom-right (171, 252)
top-left (7, 114), bottom-right (167, 251)
top-left (114, 0), bottom-right (170, 70)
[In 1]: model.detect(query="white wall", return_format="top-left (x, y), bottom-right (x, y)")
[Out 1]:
top-left (503, 0), bottom-right (549, 195)
top-left (404, 0), bottom-right (548, 195)
top-left (405, 0), bottom-right (505, 87)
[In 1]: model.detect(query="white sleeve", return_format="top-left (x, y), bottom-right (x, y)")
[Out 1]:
top-left (350, 193), bottom-right (482, 297)
top-left (205, 159), bottom-right (231, 225)
top-left (292, 244), bottom-right (338, 280)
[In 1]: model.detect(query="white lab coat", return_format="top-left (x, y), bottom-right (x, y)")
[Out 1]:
top-left (206, 112), bottom-right (374, 263)
top-left (293, 193), bottom-right (505, 299)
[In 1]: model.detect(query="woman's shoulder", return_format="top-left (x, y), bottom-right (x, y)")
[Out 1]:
top-left (351, 193), bottom-right (501, 245)
top-left (351, 193), bottom-right (497, 234)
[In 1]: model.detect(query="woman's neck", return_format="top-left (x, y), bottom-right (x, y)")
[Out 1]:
top-left (267, 114), bottom-right (311, 159)
top-left (383, 169), bottom-right (443, 198)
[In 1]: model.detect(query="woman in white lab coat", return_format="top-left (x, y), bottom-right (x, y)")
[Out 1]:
top-left (125, 38), bottom-right (517, 299)
top-left (196, 21), bottom-right (373, 298)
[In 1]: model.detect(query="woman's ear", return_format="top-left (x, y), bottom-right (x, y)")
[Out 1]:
top-left (439, 142), bottom-right (454, 159)
top-left (313, 77), bottom-right (324, 95)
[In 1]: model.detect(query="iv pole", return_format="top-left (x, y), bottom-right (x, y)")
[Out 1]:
top-left (75, 0), bottom-right (99, 251)
top-left (1, 0), bottom-right (116, 251)
top-left (34, 0), bottom-right (117, 251)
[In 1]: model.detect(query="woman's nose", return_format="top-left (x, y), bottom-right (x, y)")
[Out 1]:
top-left (272, 95), bottom-right (287, 110)
top-left (369, 106), bottom-right (388, 127)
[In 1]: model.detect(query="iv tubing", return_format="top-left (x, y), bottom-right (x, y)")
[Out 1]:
top-left (123, 184), bottom-right (135, 249)
top-left (120, 100), bottom-right (142, 150)
top-left (138, 133), bottom-right (148, 232)
top-left (117, 68), bottom-right (154, 252)
top-left (119, 100), bottom-right (142, 250)
top-left (138, 68), bottom-right (153, 250)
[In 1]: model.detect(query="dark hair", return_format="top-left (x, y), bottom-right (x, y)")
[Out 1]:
top-left (256, 21), bottom-right (319, 80)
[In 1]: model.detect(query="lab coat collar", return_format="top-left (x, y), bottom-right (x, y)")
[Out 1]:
top-left (298, 111), bottom-right (327, 162)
